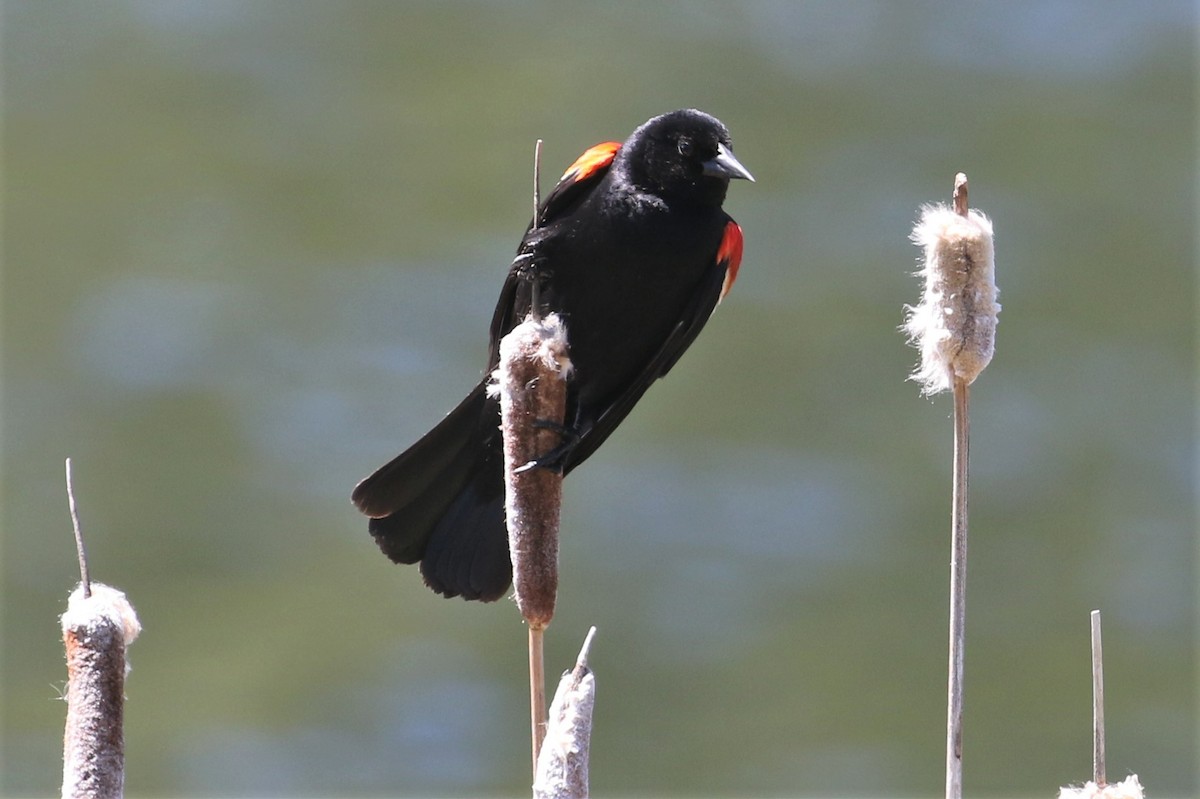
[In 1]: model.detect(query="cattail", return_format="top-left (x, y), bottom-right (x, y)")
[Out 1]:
top-left (61, 457), bottom-right (142, 799)
top-left (904, 174), bottom-right (999, 394)
top-left (533, 626), bottom-right (597, 799)
top-left (61, 582), bottom-right (141, 799)
top-left (494, 310), bottom-right (572, 776)
top-left (904, 174), bottom-right (1000, 799)
top-left (496, 311), bottom-right (572, 628)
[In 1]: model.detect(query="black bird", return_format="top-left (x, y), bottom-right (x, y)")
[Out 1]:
top-left (352, 109), bottom-right (752, 601)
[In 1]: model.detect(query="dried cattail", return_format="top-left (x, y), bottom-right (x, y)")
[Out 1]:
top-left (904, 174), bottom-right (1001, 799)
top-left (61, 582), bottom-right (141, 799)
top-left (904, 176), bottom-right (1000, 394)
top-left (533, 627), bottom-right (597, 799)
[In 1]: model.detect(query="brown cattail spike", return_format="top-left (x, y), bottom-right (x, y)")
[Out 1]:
top-left (495, 312), bottom-right (572, 628)
top-left (61, 582), bottom-right (141, 799)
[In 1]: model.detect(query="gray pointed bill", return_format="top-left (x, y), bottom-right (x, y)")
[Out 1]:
top-left (703, 142), bottom-right (755, 182)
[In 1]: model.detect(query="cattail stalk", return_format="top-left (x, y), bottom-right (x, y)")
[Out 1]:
top-left (903, 174), bottom-right (999, 799)
top-left (1057, 612), bottom-right (1143, 799)
top-left (496, 311), bottom-right (572, 776)
top-left (1091, 610), bottom-right (1106, 787)
top-left (946, 373), bottom-right (970, 799)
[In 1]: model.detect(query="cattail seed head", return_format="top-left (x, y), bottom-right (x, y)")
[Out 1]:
top-left (61, 582), bottom-right (140, 799)
top-left (904, 196), bottom-right (1000, 395)
top-left (495, 313), bottom-right (572, 628)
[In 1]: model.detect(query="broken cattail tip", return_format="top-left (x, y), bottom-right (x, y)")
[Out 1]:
top-left (903, 182), bottom-right (1000, 395)
top-left (533, 627), bottom-right (598, 799)
top-left (953, 172), bottom-right (969, 215)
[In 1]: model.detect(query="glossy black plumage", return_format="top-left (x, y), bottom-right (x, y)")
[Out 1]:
top-left (352, 109), bottom-right (751, 601)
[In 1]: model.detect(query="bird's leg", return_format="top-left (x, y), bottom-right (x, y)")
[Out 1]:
top-left (514, 389), bottom-right (588, 476)
top-left (514, 419), bottom-right (580, 474)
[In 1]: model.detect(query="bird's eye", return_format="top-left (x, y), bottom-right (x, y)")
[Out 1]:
top-left (677, 138), bottom-right (694, 157)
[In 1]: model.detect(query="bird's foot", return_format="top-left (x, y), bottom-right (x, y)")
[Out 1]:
top-left (512, 419), bottom-right (579, 474)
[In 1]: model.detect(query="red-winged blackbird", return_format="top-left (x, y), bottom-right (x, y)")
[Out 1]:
top-left (352, 109), bottom-right (752, 601)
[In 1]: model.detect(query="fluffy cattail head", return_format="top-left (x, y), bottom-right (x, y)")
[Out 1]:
top-left (903, 175), bottom-right (1000, 394)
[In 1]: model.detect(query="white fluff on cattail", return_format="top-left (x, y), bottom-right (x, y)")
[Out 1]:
top-left (61, 582), bottom-right (142, 646)
top-left (1058, 774), bottom-right (1144, 799)
top-left (904, 203), bottom-right (1000, 394)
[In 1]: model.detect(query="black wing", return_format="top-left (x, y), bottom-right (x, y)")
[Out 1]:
top-left (486, 141), bottom-right (622, 365)
top-left (563, 220), bottom-right (740, 472)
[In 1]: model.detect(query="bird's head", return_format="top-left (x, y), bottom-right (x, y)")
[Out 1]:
top-left (620, 108), bottom-right (754, 206)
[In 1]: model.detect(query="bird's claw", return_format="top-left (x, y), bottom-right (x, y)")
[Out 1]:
top-left (512, 419), bottom-right (579, 474)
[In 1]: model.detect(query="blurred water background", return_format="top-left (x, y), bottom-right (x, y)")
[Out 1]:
top-left (3, 1), bottom-right (1195, 796)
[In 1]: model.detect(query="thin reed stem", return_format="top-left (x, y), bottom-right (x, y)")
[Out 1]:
top-left (1091, 609), bottom-right (1106, 787)
top-left (530, 624), bottom-right (547, 774)
top-left (946, 375), bottom-right (970, 799)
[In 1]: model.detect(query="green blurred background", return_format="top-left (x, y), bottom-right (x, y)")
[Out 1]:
top-left (3, 1), bottom-right (1195, 796)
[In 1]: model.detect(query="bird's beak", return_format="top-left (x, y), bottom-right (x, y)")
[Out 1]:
top-left (703, 142), bottom-right (755, 182)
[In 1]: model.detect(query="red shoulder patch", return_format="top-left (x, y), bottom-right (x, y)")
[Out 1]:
top-left (559, 141), bottom-right (620, 183)
top-left (717, 220), bottom-right (744, 303)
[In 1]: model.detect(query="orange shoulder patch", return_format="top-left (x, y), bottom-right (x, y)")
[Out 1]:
top-left (559, 141), bottom-right (620, 183)
top-left (717, 220), bottom-right (744, 303)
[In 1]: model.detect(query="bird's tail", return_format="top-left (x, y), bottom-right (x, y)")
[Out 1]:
top-left (351, 382), bottom-right (511, 601)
